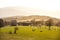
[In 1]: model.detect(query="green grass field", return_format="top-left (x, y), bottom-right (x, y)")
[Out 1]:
top-left (0, 26), bottom-right (60, 40)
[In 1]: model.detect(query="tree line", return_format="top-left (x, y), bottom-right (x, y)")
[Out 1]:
top-left (0, 18), bottom-right (60, 30)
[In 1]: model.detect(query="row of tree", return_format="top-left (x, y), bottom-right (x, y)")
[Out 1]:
top-left (0, 18), bottom-right (60, 29)
top-left (0, 19), bottom-right (17, 28)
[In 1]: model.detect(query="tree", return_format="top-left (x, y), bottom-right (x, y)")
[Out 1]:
top-left (31, 19), bottom-right (35, 26)
top-left (14, 27), bottom-right (18, 34)
top-left (4, 20), bottom-right (8, 26)
top-left (0, 19), bottom-right (4, 28)
top-left (39, 20), bottom-right (43, 28)
top-left (10, 20), bottom-right (17, 26)
top-left (45, 19), bottom-right (53, 30)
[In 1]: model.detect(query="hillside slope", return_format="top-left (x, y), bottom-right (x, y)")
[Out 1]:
top-left (2, 15), bottom-right (60, 25)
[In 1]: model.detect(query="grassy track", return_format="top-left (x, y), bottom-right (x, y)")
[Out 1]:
top-left (0, 26), bottom-right (60, 40)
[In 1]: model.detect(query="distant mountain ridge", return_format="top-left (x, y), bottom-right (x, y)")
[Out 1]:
top-left (2, 15), bottom-right (60, 24)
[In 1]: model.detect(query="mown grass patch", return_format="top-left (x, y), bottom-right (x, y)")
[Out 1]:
top-left (0, 26), bottom-right (60, 40)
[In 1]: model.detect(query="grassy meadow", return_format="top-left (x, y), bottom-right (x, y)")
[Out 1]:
top-left (0, 26), bottom-right (60, 40)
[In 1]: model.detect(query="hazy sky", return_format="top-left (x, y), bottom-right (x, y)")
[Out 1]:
top-left (0, 0), bottom-right (60, 10)
top-left (0, 0), bottom-right (60, 18)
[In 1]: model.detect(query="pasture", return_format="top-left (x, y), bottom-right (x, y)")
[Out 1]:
top-left (0, 26), bottom-right (60, 40)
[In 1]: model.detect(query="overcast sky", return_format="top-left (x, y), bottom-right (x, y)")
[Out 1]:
top-left (0, 0), bottom-right (60, 19)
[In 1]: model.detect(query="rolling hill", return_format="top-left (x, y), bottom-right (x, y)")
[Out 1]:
top-left (2, 15), bottom-right (60, 26)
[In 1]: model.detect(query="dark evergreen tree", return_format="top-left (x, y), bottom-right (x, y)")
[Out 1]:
top-left (0, 19), bottom-right (4, 28)
top-left (10, 20), bottom-right (17, 26)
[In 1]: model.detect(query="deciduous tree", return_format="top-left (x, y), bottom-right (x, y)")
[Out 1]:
top-left (45, 18), bottom-right (53, 30)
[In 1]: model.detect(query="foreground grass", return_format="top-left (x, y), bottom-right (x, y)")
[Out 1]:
top-left (0, 26), bottom-right (60, 40)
